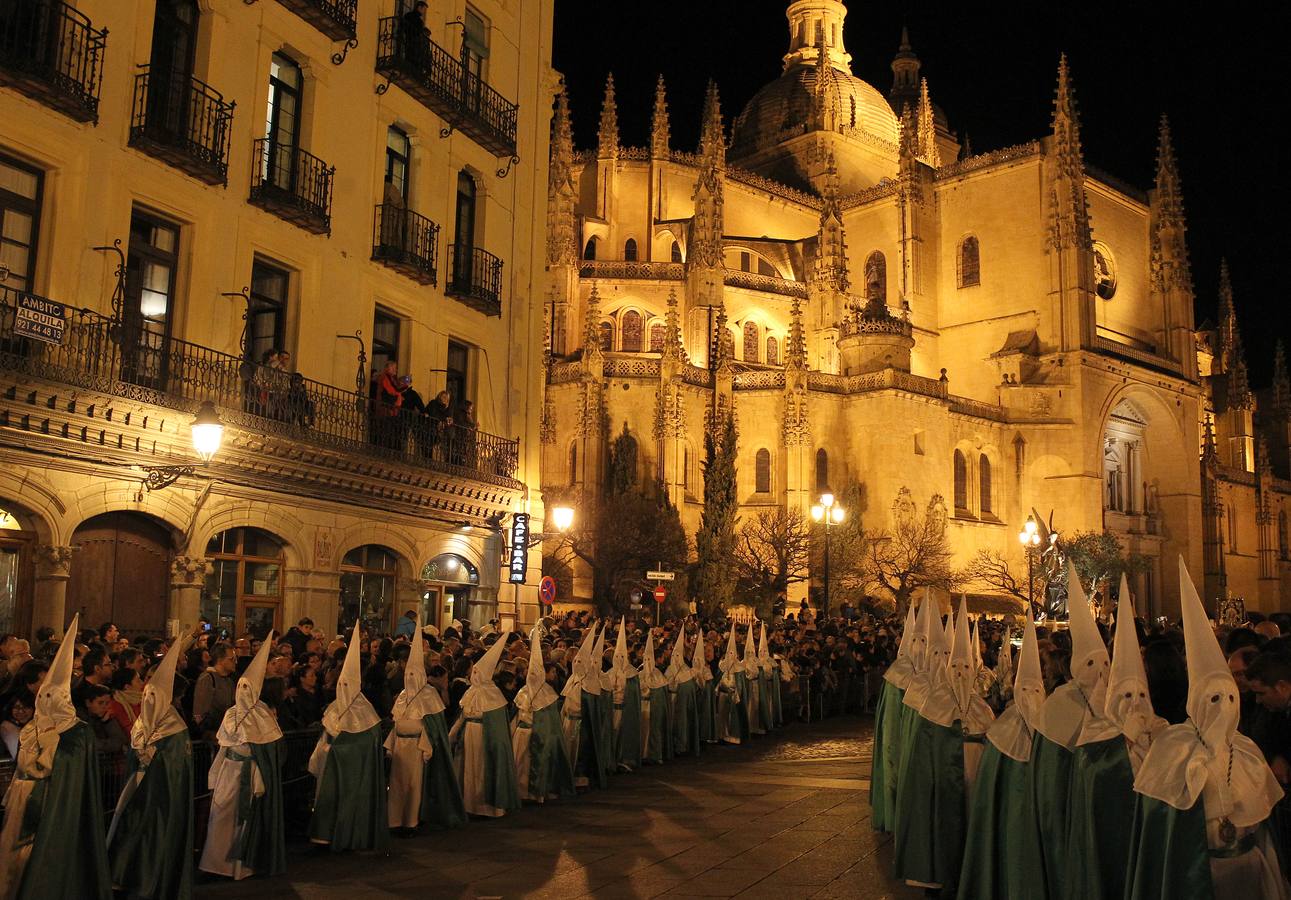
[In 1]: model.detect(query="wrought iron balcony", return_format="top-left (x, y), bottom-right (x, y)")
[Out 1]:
top-left (0, 285), bottom-right (520, 486)
top-left (129, 66), bottom-right (234, 186)
top-left (374, 17), bottom-right (518, 157)
top-left (0, 0), bottom-right (106, 123)
top-left (249, 139), bottom-right (334, 235)
top-left (371, 203), bottom-right (439, 285)
top-left (270, 0), bottom-right (357, 43)
top-left (446, 244), bottom-right (503, 317)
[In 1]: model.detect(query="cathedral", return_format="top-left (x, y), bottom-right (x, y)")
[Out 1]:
top-left (540, 0), bottom-right (1291, 617)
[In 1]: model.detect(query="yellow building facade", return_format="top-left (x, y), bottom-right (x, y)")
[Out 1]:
top-left (541, 1), bottom-right (1291, 617)
top-left (0, 0), bottom-right (558, 639)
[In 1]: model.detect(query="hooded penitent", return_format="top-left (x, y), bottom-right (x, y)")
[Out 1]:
top-left (24, 613), bottom-right (80, 772)
top-left (391, 615), bottom-right (446, 723)
top-left (1102, 575), bottom-right (1165, 770)
top-left (986, 605), bottom-right (1044, 762)
top-left (758, 622), bottom-right (774, 676)
top-left (1134, 558), bottom-right (1282, 827)
top-left (130, 626), bottom-right (190, 762)
top-left (902, 590), bottom-right (938, 711)
top-left (641, 629), bottom-right (668, 692)
top-left (217, 630), bottom-right (282, 747)
top-left (691, 626), bottom-right (711, 685)
top-left (321, 621), bottom-right (381, 737)
top-left (453, 630), bottom-right (520, 817)
top-left (517, 625), bottom-right (557, 715)
top-left (562, 624), bottom-right (596, 701)
top-left (719, 625), bottom-right (740, 677)
top-left (884, 602), bottom-right (920, 689)
top-left (611, 617), bottom-right (634, 691)
top-left (922, 596), bottom-right (994, 735)
top-left (1033, 567), bottom-right (1098, 750)
top-left (513, 625), bottom-right (575, 803)
top-left (1067, 564), bottom-right (1119, 746)
top-left (742, 622), bottom-right (760, 677)
top-left (592, 623), bottom-right (612, 693)
top-left (460, 631), bottom-right (510, 719)
top-left (667, 627), bottom-right (693, 686)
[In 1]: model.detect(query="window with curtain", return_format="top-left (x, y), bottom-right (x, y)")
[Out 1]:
top-left (959, 235), bottom-right (980, 288)
top-left (385, 126), bottom-right (410, 201)
top-left (979, 455), bottom-right (992, 515)
top-left (248, 258), bottom-right (289, 365)
top-left (953, 450), bottom-right (968, 511)
top-left (742, 321), bottom-right (759, 362)
top-left (621, 310), bottom-right (643, 352)
top-left (0, 154), bottom-right (43, 292)
top-left (755, 449), bottom-right (771, 493)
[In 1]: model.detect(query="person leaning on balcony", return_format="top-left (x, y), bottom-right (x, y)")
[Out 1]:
top-left (401, 1), bottom-right (431, 66)
top-left (286, 372), bottom-right (314, 427)
top-left (372, 361), bottom-right (404, 449)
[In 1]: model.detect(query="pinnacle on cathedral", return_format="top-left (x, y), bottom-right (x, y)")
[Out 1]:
top-left (597, 73), bottom-right (618, 158)
top-left (661, 289), bottom-right (685, 361)
top-left (583, 285), bottom-right (603, 354)
top-left (1217, 263), bottom-right (1253, 410)
top-left (786, 296), bottom-right (807, 369)
top-left (916, 79), bottom-right (939, 167)
top-left (699, 80), bottom-right (725, 167)
top-left (889, 25), bottom-right (921, 113)
top-left (1050, 53), bottom-right (1085, 178)
top-left (1154, 115), bottom-right (1184, 226)
top-left (1273, 340), bottom-right (1291, 416)
top-left (1150, 113), bottom-right (1191, 296)
top-left (651, 74), bottom-right (670, 159)
top-left (546, 86), bottom-right (578, 267)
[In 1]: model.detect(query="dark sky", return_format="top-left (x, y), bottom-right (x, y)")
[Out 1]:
top-left (552, 1), bottom-right (1290, 387)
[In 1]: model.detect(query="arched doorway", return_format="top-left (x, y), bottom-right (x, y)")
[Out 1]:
top-left (202, 527), bottom-right (286, 639)
top-left (340, 544), bottom-right (400, 637)
top-left (421, 552), bottom-right (478, 631)
top-left (0, 505), bottom-right (35, 636)
top-left (66, 512), bottom-right (173, 637)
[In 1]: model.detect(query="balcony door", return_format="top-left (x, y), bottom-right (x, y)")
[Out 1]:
top-left (453, 170), bottom-right (476, 290)
top-left (264, 53), bottom-right (301, 193)
top-left (122, 208), bottom-right (180, 388)
top-left (147, 0), bottom-right (199, 137)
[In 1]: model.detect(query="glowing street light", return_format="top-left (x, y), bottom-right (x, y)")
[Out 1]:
top-left (1019, 513), bottom-right (1042, 615)
top-left (811, 489), bottom-right (845, 616)
top-left (550, 504), bottom-right (575, 533)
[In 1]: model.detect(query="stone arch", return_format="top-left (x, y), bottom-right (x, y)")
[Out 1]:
top-left (0, 469), bottom-right (63, 544)
top-left (68, 482), bottom-right (191, 549)
top-left (334, 523), bottom-right (419, 579)
top-left (192, 499), bottom-right (307, 568)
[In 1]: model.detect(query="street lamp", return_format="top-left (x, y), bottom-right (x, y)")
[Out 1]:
top-left (550, 504), bottom-right (575, 534)
top-left (1018, 513), bottom-right (1042, 617)
top-left (143, 401), bottom-right (225, 491)
top-left (811, 489), bottom-right (845, 617)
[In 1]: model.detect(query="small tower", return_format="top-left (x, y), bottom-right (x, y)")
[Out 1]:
top-left (1213, 262), bottom-right (1255, 472)
top-left (545, 86), bottom-right (579, 356)
top-left (596, 73), bottom-right (619, 160)
top-left (650, 74), bottom-right (670, 160)
top-left (915, 79), bottom-right (940, 167)
top-left (889, 26), bottom-right (921, 114)
top-left (1149, 114), bottom-right (1197, 377)
top-left (686, 81), bottom-right (727, 364)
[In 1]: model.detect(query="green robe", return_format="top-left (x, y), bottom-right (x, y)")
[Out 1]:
top-left (421, 712), bottom-right (467, 827)
top-left (956, 743), bottom-right (1044, 900)
top-left (308, 726), bottom-right (389, 851)
top-left (615, 677), bottom-right (643, 770)
top-left (109, 730), bottom-right (194, 900)
top-left (737, 671), bottom-right (759, 735)
top-left (892, 716), bottom-right (967, 894)
top-left (1124, 795), bottom-right (1214, 900)
top-left (1066, 737), bottom-right (1135, 900)
top-left (671, 679), bottom-right (701, 756)
top-left (890, 700), bottom-right (922, 836)
top-left (642, 684), bottom-right (672, 764)
top-left (463, 706), bottom-right (522, 815)
top-left (12, 722), bottom-right (111, 900)
top-left (758, 671), bottom-right (776, 732)
top-left (718, 677), bottom-right (748, 744)
top-left (696, 678), bottom-right (715, 743)
top-left (580, 690), bottom-right (609, 788)
top-left (870, 680), bottom-right (905, 833)
top-left (524, 702), bottom-right (576, 802)
top-left (218, 742), bottom-right (286, 877)
top-left (597, 683), bottom-right (615, 779)
top-left (771, 666), bottom-right (784, 726)
top-left (1028, 732), bottom-right (1074, 900)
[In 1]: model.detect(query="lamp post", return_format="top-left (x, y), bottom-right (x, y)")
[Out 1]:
top-left (142, 401), bottom-right (225, 491)
top-left (1018, 513), bottom-right (1042, 617)
top-left (811, 489), bottom-right (845, 617)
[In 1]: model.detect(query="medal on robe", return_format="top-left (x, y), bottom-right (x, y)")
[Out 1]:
top-left (1219, 816), bottom-right (1237, 846)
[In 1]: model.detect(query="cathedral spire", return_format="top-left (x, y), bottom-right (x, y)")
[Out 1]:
top-left (813, 151), bottom-right (849, 292)
top-left (699, 80), bottom-right (725, 167)
top-left (1154, 115), bottom-right (1183, 226)
top-left (661, 288), bottom-right (684, 361)
top-left (916, 78), bottom-right (940, 167)
top-left (711, 305), bottom-right (732, 371)
top-left (1228, 326), bottom-right (1253, 411)
top-left (810, 40), bottom-right (841, 133)
top-left (786, 296), bottom-right (806, 370)
top-left (583, 285), bottom-right (603, 354)
top-left (1273, 340), bottom-right (1291, 416)
top-left (651, 74), bottom-right (670, 160)
top-left (1217, 259), bottom-right (1236, 355)
top-left (898, 105), bottom-right (919, 171)
top-left (1218, 263), bottom-right (1252, 409)
top-left (597, 73), bottom-right (619, 159)
top-left (1202, 414), bottom-right (1218, 464)
top-left (1050, 54), bottom-right (1084, 178)
top-left (546, 86), bottom-right (578, 267)
top-left (889, 25), bottom-right (921, 113)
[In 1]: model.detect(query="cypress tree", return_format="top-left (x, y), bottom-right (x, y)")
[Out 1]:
top-left (692, 410), bottom-right (738, 610)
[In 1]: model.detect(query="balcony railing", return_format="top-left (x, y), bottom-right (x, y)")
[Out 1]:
top-left (0, 0), bottom-right (106, 123)
top-left (249, 139), bottom-right (334, 235)
top-left (374, 16), bottom-right (517, 157)
top-left (0, 286), bottom-right (520, 487)
top-left (271, 0), bottom-right (357, 42)
top-left (371, 203), bottom-right (439, 285)
top-left (722, 268), bottom-right (808, 298)
top-left (129, 66), bottom-right (234, 186)
top-left (446, 244), bottom-right (503, 317)
top-left (579, 260), bottom-right (685, 281)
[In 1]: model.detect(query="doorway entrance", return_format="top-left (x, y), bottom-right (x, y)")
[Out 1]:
top-left (0, 506), bottom-right (34, 636)
top-left (66, 512), bottom-right (173, 637)
top-left (421, 552), bottom-right (478, 632)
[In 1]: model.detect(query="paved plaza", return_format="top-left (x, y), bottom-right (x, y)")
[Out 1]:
top-left (197, 717), bottom-right (918, 899)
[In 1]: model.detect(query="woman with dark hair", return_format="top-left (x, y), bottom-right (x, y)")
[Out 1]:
top-left (106, 666), bottom-right (144, 734)
top-left (0, 688), bottom-right (35, 759)
top-left (1142, 636), bottom-right (1189, 724)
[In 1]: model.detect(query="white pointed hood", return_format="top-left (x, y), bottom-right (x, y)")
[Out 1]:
top-left (641, 628), bottom-right (668, 690)
top-left (883, 603), bottom-right (919, 688)
top-left (758, 622), bottom-right (774, 675)
top-left (1102, 575), bottom-right (1165, 770)
top-left (742, 621), bottom-right (760, 675)
top-left (1135, 558), bottom-right (1282, 824)
top-left (18, 615), bottom-right (80, 778)
top-left (970, 616), bottom-right (983, 675)
top-left (460, 630), bottom-right (511, 718)
top-left (612, 617), bottom-right (635, 678)
top-left (922, 596), bottom-right (994, 734)
top-left (667, 625), bottom-right (693, 685)
top-left (987, 605), bottom-right (1044, 761)
top-left (719, 625), bottom-right (740, 676)
top-left (1034, 567), bottom-right (1096, 749)
top-left (691, 626), bottom-right (712, 684)
top-left (322, 621), bottom-right (380, 735)
top-left (562, 623), bottom-right (597, 699)
top-left (1069, 564), bottom-right (1119, 745)
top-left (132, 625), bottom-right (192, 755)
top-left (902, 590), bottom-right (940, 712)
top-left (218, 629), bottom-right (282, 746)
top-left (516, 625), bottom-right (557, 714)
top-left (392, 615), bottom-right (445, 722)
top-left (592, 620), bottom-right (612, 691)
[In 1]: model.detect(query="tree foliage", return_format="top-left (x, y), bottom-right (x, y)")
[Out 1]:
top-left (692, 411), bottom-right (739, 610)
top-left (733, 506), bottom-right (811, 612)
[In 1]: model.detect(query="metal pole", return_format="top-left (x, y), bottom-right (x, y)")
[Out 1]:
top-left (1027, 547), bottom-right (1034, 618)
top-left (823, 519), bottom-right (832, 617)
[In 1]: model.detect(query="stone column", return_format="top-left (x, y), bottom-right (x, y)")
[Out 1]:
top-left (32, 544), bottom-right (73, 635)
top-left (169, 556), bottom-right (210, 631)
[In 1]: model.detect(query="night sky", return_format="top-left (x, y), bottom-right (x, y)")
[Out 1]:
top-left (552, 1), bottom-right (1290, 387)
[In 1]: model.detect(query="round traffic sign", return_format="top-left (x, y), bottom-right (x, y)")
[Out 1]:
top-left (539, 575), bottom-right (557, 604)
top-left (653, 585), bottom-right (667, 603)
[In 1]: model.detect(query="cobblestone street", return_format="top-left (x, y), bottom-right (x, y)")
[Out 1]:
top-left (198, 717), bottom-right (917, 899)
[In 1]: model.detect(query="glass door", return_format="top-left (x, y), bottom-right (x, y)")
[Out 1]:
top-left (264, 53), bottom-right (301, 192)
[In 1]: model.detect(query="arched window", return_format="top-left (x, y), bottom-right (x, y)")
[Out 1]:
top-left (959, 236), bottom-right (981, 288)
top-left (979, 454), bottom-right (993, 515)
top-left (683, 445), bottom-right (691, 494)
top-left (623, 238), bottom-right (638, 261)
top-left (742, 321), bottom-right (759, 362)
top-left (755, 448), bottom-right (771, 493)
top-left (204, 527), bottom-right (285, 637)
top-left (815, 448), bottom-right (829, 491)
top-left (670, 241), bottom-right (683, 263)
top-left (953, 450), bottom-right (968, 512)
top-left (864, 251), bottom-right (886, 302)
top-left (583, 237), bottom-right (597, 260)
top-left (598, 320), bottom-right (614, 352)
top-left (569, 442), bottom-right (578, 486)
top-left (621, 310), bottom-right (644, 352)
top-left (766, 336), bottom-right (779, 365)
top-left (649, 322), bottom-right (666, 353)
top-left (340, 544), bottom-right (400, 636)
